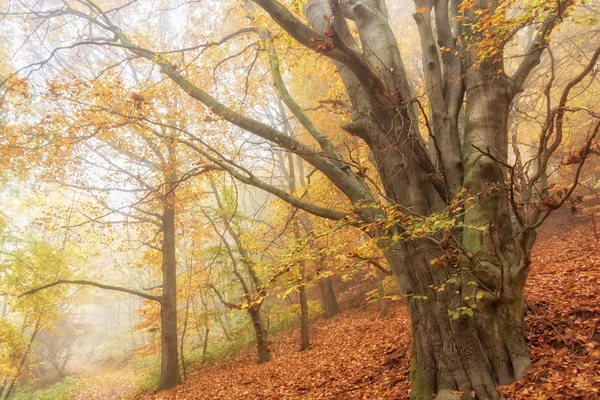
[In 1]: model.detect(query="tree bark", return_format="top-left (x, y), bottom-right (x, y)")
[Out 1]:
top-left (376, 280), bottom-right (388, 317)
top-left (180, 291), bottom-right (191, 381)
top-left (298, 283), bottom-right (310, 350)
top-left (158, 145), bottom-right (182, 390)
top-left (408, 291), bottom-right (529, 399)
top-left (319, 276), bottom-right (340, 319)
top-left (202, 327), bottom-right (210, 363)
top-left (383, 236), bottom-right (529, 400)
top-left (249, 309), bottom-right (271, 363)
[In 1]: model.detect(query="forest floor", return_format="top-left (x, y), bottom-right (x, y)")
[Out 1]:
top-left (70, 365), bottom-right (139, 400)
top-left (71, 204), bottom-right (600, 400)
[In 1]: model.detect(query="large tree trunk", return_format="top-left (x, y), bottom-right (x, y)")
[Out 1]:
top-left (385, 236), bottom-right (529, 400)
top-left (158, 159), bottom-right (182, 391)
top-left (399, 73), bottom-right (529, 398)
top-left (408, 288), bottom-right (529, 399)
top-left (319, 276), bottom-right (340, 319)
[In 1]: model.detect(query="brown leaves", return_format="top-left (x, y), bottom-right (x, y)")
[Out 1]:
top-left (563, 141), bottom-right (600, 166)
top-left (501, 203), bottom-right (600, 399)
top-left (141, 201), bottom-right (600, 400)
top-left (137, 304), bottom-right (412, 400)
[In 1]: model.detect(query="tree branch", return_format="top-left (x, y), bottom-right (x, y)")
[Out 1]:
top-left (19, 279), bottom-right (162, 302)
top-left (511, 0), bottom-right (569, 92)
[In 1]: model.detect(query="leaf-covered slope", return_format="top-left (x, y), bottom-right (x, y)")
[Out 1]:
top-left (501, 205), bottom-right (600, 399)
top-left (137, 205), bottom-right (600, 400)
top-left (138, 303), bottom-right (412, 400)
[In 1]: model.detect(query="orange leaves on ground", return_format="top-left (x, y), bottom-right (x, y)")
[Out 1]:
top-left (136, 200), bottom-right (599, 400)
top-left (138, 304), bottom-right (412, 400)
top-left (501, 202), bottom-right (600, 399)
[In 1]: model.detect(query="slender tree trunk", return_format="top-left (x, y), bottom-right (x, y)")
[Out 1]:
top-left (1, 318), bottom-right (41, 400)
top-left (58, 347), bottom-right (71, 378)
top-left (249, 309), bottom-right (271, 363)
top-left (211, 297), bottom-right (232, 340)
top-left (198, 294), bottom-right (210, 362)
top-left (285, 143), bottom-right (311, 350)
top-left (216, 313), bottom-right (231, 341)
top-left (377, 280), bottom-right (388, 317)
top-left (19, 315), bottom-right (28, 335)
top-left (180, 291), bottom-right (191, 381)
top-left (191, 299), bottom-right (204, 344)
top-left (319, 276), bottom-right (340, 319)
top-left (201, 327), bottom-right (210, 363)
top-left (298, 282), bottom-right (310, 350)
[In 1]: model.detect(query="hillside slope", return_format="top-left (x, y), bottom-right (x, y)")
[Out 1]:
top-left (137, 208), bottom-right (600, 400)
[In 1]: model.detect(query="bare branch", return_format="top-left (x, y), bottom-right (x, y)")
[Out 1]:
top-left (19, 279), bottom-right (162, 302)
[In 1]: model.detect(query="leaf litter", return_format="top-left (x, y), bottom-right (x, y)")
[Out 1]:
top-left (134, 205), bottom-right (600, 400)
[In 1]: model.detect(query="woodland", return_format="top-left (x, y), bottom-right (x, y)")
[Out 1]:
top-left (0, 0), bottom-right (599, 399)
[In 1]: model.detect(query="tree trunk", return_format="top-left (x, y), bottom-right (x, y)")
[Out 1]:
top-left (377, 280), bottom-right (388, 317)
top-left (1, 298), bottom-right (8, 319)
top-left (180, 291), bottom-right (190, 381)
top-left (408, 292), bottom-right (529, 399)
top-left (202, 327), bottom-right (210, 363)
top-left (212, 299), bottom-right (232, 340)
top-left (384, 237), bottom-right (529, 400)
top-left (158, 163), bottom-right (182, 390)
top-left (249, 309), bottom-right (271, 363)
top-left (1, 318), bottom-right (41, 400)
top-left (319, 276), bottom-right (340, 319)
top-left (298, 283), bottom-right (310, 350)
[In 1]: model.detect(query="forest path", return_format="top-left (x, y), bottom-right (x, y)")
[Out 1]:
top-left (70, 364), bottom-right (140, 400)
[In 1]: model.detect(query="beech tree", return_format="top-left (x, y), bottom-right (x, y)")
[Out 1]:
top-left (4, 0), bottom-right (600, 398)
top-left (205, 179), bottom-right (273, 363)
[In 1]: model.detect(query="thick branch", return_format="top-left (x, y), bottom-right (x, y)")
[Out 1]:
top-left (251, 0), bottom-right (349, 63)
